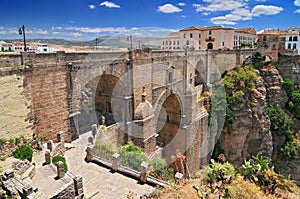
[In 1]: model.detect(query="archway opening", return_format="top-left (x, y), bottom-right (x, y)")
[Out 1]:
top-left (95, 74), bottom-right (123, 126)
top-left (156, 94), bottom-right (183, 163)
top-left (195, 60), bottom-right (206, 87)
top-left (207, 42), bottom-right (213, 50)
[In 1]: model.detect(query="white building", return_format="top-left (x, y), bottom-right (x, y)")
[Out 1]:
top-left (161, 32), bottom-right (181, 50)
top-left (161, 26), bottom-right (256, 51)
top-left (285, 31), bottom-right (300, 55)
top-left (0, 40), bottom-right (14, 51)
top-left (36, 43), bottom-right (56, 52)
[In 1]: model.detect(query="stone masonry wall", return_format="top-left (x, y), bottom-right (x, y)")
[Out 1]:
top-left (25, 67), bottom-right (70, 142)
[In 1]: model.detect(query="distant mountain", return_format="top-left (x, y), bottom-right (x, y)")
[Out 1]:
top-left (5, 36), bottom-right (161, 49)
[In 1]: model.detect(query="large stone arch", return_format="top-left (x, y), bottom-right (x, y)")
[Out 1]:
top-left (154, 91), bottom-right (186, 164)
top-left (71, 57), bottom-right (128, 134)
top-left (94, 74), bottom-right (125, 126)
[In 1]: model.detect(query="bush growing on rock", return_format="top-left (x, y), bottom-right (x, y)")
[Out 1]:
top-left (12, 144), bottom-right (34, 162)
top-left (52, 155), bottom-right (68, 172)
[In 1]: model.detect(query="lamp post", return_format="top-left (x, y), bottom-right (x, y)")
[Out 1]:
top-left (18, 25), bottom-right (27, 51)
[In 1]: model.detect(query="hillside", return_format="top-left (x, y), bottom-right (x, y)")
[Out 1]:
top-left (5, 35), bottom-right (161, 49)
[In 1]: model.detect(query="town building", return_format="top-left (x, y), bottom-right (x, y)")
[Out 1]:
top-left (0, 40), bottom-right (14, 51)
top-left (285, 31), bottom-right (300, 55)
top-left (161, 26), bottom-right (256, 51)
top-left (37, 43), bottom-right (56, 52)
top-left (257, 28), bottom-right (300, 58)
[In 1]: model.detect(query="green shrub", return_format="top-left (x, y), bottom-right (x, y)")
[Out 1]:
top-left (25, 61), bottom-right (33, 67)
top-left (118, 142), bottom-right (148, 170)
top-left (149, 158), bottom-right (174, 183)
top-left (94, 140), bottom-right (116, 161)
top-left (238, 152), bottom-right (293, 194)
top-left (52, 155), bottom-right (68, 172)
top-left (283, 78), bottom-right (294, 97)
top-left (9, 138), bottom-right (14, 144)
top-left (15, 137), bottom-right (20, 144)
top-left (204, 159), bottom-right (235, 184)
top-left (266, 106), bottom-right (291, 136)
top-left (12, 144), bottom-right (34, 162)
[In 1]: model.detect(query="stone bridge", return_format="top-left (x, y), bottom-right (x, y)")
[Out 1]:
top-left (0, 49), bottom-right (253, 175)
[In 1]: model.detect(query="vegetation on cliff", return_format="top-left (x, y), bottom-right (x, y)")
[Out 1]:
top-left (284, 78), bottom-right (300, 120)
top-left (152, 153), bottom-right (300, 199)
top-left (267, 106), bottom-right (298, 160)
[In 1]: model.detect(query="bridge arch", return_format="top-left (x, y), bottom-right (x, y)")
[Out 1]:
top-left (154, 91), bottom-right (186, 164)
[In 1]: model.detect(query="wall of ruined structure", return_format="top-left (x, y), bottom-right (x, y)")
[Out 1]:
top-left (277, 54), bottom-right (300, 87)
top-left (24, 67), bottom-right (70, 142)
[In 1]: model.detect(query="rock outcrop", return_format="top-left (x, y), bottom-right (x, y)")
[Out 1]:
top-left (220, 69), bottom-right (273, 166)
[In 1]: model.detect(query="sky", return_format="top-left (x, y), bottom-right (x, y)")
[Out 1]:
top-left (0, 0), bottom-right (300, 40)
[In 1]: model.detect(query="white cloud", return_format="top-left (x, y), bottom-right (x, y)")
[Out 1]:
top-left (193, 0), bottom-right (283, 25)
top-left (295, 9), bottom-right (300, 13)
top-left (251, 5), bottom-right (283, 17)
top-left (88, 5), bottom-right (96, 9)
top-left (181, 15), bottom-right (186, 18)
top-left (158, 4), bottom-right (182, 13)
top-left (295, 0), bottom-right (300, 6)
top-left (193, 0), bottom-right (245, 12)
top-left (211, 16), bottom-right (237, 25)
top-left (210, 8), bottom-right (251, 25)
top-left (232, 8), bottom-right (252, 20)
top-left (178, 2), bottom-right (186, 6)
top-left (100, 1), bottom-right (120, 8)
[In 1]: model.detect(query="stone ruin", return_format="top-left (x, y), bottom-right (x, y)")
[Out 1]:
top-left (0, 132), bottom-right (84, 199)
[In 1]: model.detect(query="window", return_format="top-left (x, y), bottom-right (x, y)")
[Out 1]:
top-left (190, 33), bottom-right (193, 38)
top-left (288, 43), bottom-right (291, 49)
top-left (177, 41), bottom-right (179, 45)
top-left (199, 34), bottom-right (201, 38)
top-left (162, 41), bottom-right (164, 45)
top-left (173, 41), bottom-right (176, 45)
top-left (168, 71), bottom-right (172, 83)
top-left (222, 42), bottom-right (224, 46)
top-left (186, 40), bottom-right (189, 45)
top-left (263, 36), bottom-right (267, 41)
top-left (293, 36), bottom-right (298, 41)
top-left (183, 34), bottom-right (186, 38)
top-left (289, 36), bottom-right (293, 41)
top-left (209, 30), bottom-right (212, 35)
top-left (293, 43), bottom-right (297, 49)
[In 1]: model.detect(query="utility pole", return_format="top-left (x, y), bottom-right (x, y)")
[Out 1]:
top-left (127, 35), bottom-right (133, 50)
top-left (95, 38), bottom-right (98, 49)
top-left (18, 25), bottom-right (27, 51)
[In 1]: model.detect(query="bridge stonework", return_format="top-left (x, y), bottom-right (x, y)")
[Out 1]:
top-left (0, 49), bottom-right (253, 175)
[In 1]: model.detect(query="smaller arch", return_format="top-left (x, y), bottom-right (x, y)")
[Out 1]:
top-left (207, 42), bottom-right (213, 50)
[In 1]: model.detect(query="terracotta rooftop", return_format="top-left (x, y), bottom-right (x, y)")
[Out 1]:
top-left (180, 25), bottom-right (234, 31)
top-left (180, 26), bottom-right (202, 31)
top-left (235, 28), bottom-right (256, 35)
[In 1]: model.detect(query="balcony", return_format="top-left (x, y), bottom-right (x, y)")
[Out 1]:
top-left (205, 37), bottom-right (215, 42)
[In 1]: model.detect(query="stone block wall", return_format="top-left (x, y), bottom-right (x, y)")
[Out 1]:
top-left (24, 67), bottom-right (70, 142)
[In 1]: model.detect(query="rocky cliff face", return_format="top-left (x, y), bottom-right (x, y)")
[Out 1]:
top-left (220, 67), bottom-right (274, 166)
top-left (219, 62), bottom-right (300, 184)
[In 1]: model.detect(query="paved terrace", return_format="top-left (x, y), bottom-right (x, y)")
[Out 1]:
top-left (32, 131), bottom-right (155, 199)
